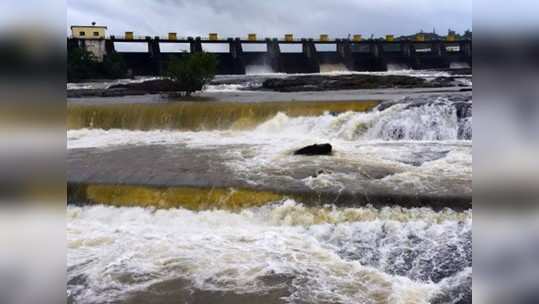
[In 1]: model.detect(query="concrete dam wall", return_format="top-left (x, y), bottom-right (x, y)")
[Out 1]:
top-left (68, 37), bottom-right (472, 76)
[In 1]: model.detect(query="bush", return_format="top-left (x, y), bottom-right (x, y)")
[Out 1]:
top-left (68, 48), bottom-right (128, 82)
top-left (67, 48), bottom-right (99, 82)
top-left (101, 53), bottom-right (128, 79)
top-left (166, 52), bottom-right (217, 96)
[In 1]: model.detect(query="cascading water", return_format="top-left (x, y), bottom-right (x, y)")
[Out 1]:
top-left (319, 63), bottom-right (349, 73)
top-left (252, 96), bottom-right (472, 141)
top-left (67, 85), bottom-right (472, 303)
top-left (245, 64), bottom-right (275, 75)
top-left (387, 63), bottom-right (411, 71)
top-left (67, 101), bottom-right (379, 131)
top-left (449, 62), bottom-right (471, 69)
top-left (67, 200), bottom-right (471, 304)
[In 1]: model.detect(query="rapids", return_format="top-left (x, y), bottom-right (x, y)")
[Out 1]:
top-left (68, 95), bottom-right (471, 145)
top-left (67, 74), bottom-right (472, 303)
top-left (67, 200), bottom-right (471, 304)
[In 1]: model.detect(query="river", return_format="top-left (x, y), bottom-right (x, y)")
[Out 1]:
top-left (67, 69), bottom-right (472, 304)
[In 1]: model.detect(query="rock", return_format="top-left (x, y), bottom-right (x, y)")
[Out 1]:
top-left (294, 144), bottom-right (332, 156)
top-left (454, 102), bottom-right (472, 119)
top-left (68, 79), bottom-right (179, 98)
top-left (440, 68), bottom-right (472, 76)
top-left (261, 74), bottom-right (431, 92)
top-left (108, 79), bottom-right (178, 92)
top-left (312, 169), bottom-right (333, 178)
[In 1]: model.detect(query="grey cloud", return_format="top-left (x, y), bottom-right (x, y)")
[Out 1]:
top-left (67, 0), bottom-right (472, 38)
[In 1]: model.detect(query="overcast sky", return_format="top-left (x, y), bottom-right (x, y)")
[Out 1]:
top-left (67, 0), bottom-right (472, 39)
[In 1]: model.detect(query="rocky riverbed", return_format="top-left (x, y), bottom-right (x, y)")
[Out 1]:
top-left (259, 74), bottom-right (469, 92)
top-left (67, 71), bottom-right (471, 98)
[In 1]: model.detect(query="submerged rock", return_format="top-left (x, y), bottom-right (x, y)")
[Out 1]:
top-left (258, 74), bottom-right (464, 92)
top-left (294, 144), bottom-right (333, 156)
top-left (108, 79), bottom-right (177, 91)
top-left (68, 79), bottom-right (180, 98)
top-left (454, 102), bottom-right (472, 119)
top-left (312, 169), bottom-right (333, 178)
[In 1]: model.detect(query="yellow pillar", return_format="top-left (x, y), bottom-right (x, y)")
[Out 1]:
top-left (209, 33), bottom-right (218, 41)
top-left (353, 34), bottom-right (362, 42)
top-left (285, 34), bottom-right (294, 41)
top-left (125, 32), bottom-right (134, 40)
top-left (320, 34), bottom-right (329, 42)
top-left (168, 32), bottom-right (177, 40)
top-left (385, 34), bottom-right (394, 42)
top-left (248, 33), bottom-right (257, 41)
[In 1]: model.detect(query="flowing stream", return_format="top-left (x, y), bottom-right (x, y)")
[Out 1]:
top-left (67, 73), bottom-right (472, 303)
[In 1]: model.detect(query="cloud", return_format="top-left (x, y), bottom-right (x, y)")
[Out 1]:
top-left (67, 0), bottom-right (472, 38)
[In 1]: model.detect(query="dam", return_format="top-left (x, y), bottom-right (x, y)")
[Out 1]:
top-left (67, 32), bottom-right (472, 75)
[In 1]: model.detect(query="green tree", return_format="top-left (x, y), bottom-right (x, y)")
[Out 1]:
top-left (166, 52), bottom-right (217, 96)
top-left (101, 53), bottom-right (128, 79)
top-left (67, 48), bottom-right (99, 82)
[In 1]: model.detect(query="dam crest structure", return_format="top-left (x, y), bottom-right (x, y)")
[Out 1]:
top-left (67, 31), bottom-right (472, 75)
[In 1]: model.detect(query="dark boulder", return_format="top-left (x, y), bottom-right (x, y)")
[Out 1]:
top-left (454, 102), bottom-right (472, 119)
top-left (294, 144), bottom-right (333, 156)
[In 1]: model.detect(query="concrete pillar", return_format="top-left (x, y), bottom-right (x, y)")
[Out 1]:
top-left (266, 38), bottom-right (282, 73)
top-left (336, 39), bottom-right (354, 70)
top-left (459, 40), bottom-right (472, 57)
top-left (302, 39), bottom-right (319, 73)
top-left (368, 41), bottom-right (385, 71)
top-left (229, 38), bottom-right (243, 58)
top-left (105, 36), bottom-right (116, 55)
top-left (431, 41), bottom-right (445, 57)
top-left (459, 40), bottom-right (472, 66)
top-left (400, 41), bottom-right (413, 57)
top-left (189, 37), bottom-right (203, 53)
top-left (370, 41), bottom-right (383, 58)
top-left (229, 38), bottom-right (245, 74)
top-left (400, 41), bottom-right (417, 68)
top-left (147, 36), bottom-right (162, 75)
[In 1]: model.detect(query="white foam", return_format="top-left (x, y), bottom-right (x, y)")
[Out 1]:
top-left (67, 99), bottom-right (471, 192)
top-left (67, 76), bottom-right (163, 90)
top-left (245, 65), bottom-right (275, 75)
top-left (387, 63), bottom-right (411, 71)
top-left (319, 63), bottom-right (349, 73)
top-left (203, 83), bottom-right (251, 92)
top-left (67, 201), bottom-right (471, 303)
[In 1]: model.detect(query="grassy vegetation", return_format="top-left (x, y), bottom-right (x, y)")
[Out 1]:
top-left (67, 48), bottom-right (128, 82)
